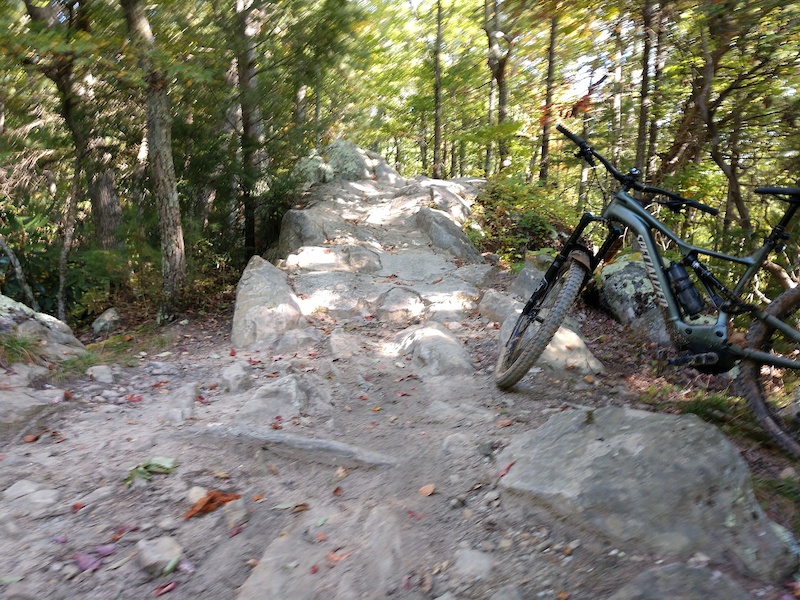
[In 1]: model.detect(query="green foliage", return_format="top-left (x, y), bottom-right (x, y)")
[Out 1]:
top-left (0, 334), bottom-right (42, 366)
top-left (468, 176), bottom-right (574, 265)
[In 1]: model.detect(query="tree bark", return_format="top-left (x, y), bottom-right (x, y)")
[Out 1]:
top-left (122, 0), bottom-right (186, 308)
top-left (635, 0), bottom-right (653, 174)
top-left (235, 0), bottom-right (267, 260)
top-left (0, 233), bottom-right (40, 312)
top-left (432, 0), bottom-right (443, 179)
top-left (484, 0), bottom-right (513, 170)
top-left (538, 16), bottom-right (558, 183)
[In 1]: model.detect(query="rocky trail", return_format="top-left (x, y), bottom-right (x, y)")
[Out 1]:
top-left (1, 149), bottom-right (799, 600)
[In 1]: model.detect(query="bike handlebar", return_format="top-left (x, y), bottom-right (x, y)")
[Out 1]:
top-left (556, 124), bottom-right (719, 216)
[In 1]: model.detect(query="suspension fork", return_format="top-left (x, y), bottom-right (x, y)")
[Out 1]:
top-left (521, 213), bottom-right (615, 315)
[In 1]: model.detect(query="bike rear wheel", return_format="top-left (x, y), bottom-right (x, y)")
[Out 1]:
top-left (738, 285), bottom-right (800, 458)
top-left (494, 256), bottom-right (588, 389)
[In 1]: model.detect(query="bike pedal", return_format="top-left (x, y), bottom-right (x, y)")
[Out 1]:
top-left (667, 353), bottom-right (719, 367)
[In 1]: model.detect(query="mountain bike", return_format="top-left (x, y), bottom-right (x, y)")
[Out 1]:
top-left (495, 123), bottom-right (800, 458)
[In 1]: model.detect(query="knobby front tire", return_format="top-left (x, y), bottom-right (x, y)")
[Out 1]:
top-left (738, 285), bottom-right (800, 459)
top-left (494, 257), bottom-right (588, 390)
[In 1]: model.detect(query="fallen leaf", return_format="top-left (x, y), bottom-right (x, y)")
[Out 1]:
top-left (251, 494), bottom-right (265, 503)
top-left (332, 486), bottom-right (343, 497)
top-left (498, 461), bottom-right (516, 479)
top-left (230, 349), bottom-right (237, 356)
top-left (556, 593), bottom-right (570, 600)
top-left (310, 564), bottom-right (319, 574)
top-left (419, 483), bottom-right (436, 497)
top-left (125, 394), bottom-right (143, 403)
top-left (496, 418), bottom-right (514, 428)
top-left (372, 406), bottom-right (381, 412)
top-left (154, 581), bottom-right (178, 596)
top-left (184, 490), bottom-right (241, 520)
top-left (420, 571), bottom-right (433, 593)
top-left (229, 524), bottom-right (245, 537)
top-left (335, 467), bottom-right (348, 479)
top-left (406, 510), bottom-right (423, 520)
top-left (403, 574), bottom-right (413, 590)
top-left (110, 524), bottom-right (139, 542)
top-left (326, 549), bottom-right (351, 563)
top-left (316, 532), bottom-right (328, 543)
top-left (212, 471), bottom-right (230, 480)
top-left (74, 552), bottom-right (101, 572)
top-left (0, 576), bottom-right (24, 584)
top-left (72, 502), bottom-right (85, 514)
top-left (22, 434), bottom-right (39, 443)
top-left (208, 383), bottom-right (218, 390)
top-left (396, 391), bottom-right (410, 397)
top-left (291, 503), bottom-right (310, 513)
top-left (162, 555), bottom-right (181, 575)
top-left (94, 544), bottom-right (116, 558)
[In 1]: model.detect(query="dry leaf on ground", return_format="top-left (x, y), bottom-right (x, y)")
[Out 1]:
top-left (419, 483), bottom-right (435, 496)
top-left (184, 490), bottom-right (241, 520)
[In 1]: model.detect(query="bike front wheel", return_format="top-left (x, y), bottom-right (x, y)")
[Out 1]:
top-left (494, 255), bottom-right (588, 390)
top-left (738, 285), bottom-right (800, 458)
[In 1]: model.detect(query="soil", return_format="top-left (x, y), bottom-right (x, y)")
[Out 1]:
top-left (0, 294), bottom-right (797, 600)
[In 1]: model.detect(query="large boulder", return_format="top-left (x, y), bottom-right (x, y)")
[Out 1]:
top-left (0, 294), bottom-right (85, 361)
top-left (498, 406), bottom-right (798, 583)
top-left (231, 256), bottom-right (305, 349)
top-left (598, 254), bottom-right (671, 345)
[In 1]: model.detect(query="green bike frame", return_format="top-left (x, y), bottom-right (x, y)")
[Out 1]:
top-left (549, 186), bottom-right (800, 371)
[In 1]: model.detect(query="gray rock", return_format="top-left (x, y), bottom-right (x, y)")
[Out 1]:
top-left (375, 286), bottom-right (426, 323)
top-left (498, 406), bottom-right (797, 582)
top-left (235, 374), bottom-right (334, 424)
top-left (222, 498), bottom-right (249, 530)
top-left (496, 315), bottom-right (604, 377)
top-left (0, 294), bottom-right (86, 361)
top-left (396, 323), bottom-right (474, 376)
top-left (478, 289), bottom-right (521, 324)
top-left (231, 256), bottom-right (304, 349)
top-left (599, 254), bottom-right (671, 346)
top-left (607, 564), bottom-right (755, 600)
top-left (92, 307), bottom-right (121, 336)
top-left (415, 207), bottom-right (484, 263)
top-left (3, 479), bottom-right (44, 502)
top-left (136, 537), bottom-right (184, 577)
top-left (86, 364), bottom-right (114, 384)
top-left (221, 362), bottom-right (253, 393)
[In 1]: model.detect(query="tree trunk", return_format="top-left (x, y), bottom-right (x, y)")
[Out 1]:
top-left (0, 233), bottom-right (40, 312)
top-left (538, 16), bottom-right (558, 183)
top-left (89, 164), bottom-right (123, 250)
top-left (58, 158), bottom-right (81, 321)
top-left (646, 4), bottom-right (666, 180)
top-left (484, 0), bottom-right (513, 171)
top-left (122, 0), bottom-right (187, 309)
top-left (432, 0), bottom-right (443, 179)
top-left (235, 0), bottom-right (267, 260)
top-left (611, 19), bottom-right (624, 166)
top-left (485, 77), bottom-right (495, 176)
top-left (635, 0), bottom-right (653, 174)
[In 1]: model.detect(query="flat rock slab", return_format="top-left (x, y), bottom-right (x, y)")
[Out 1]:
top-left (607, 564), bottom-right (755, 600)
top-left (497, 406), bottom-right (797, 583)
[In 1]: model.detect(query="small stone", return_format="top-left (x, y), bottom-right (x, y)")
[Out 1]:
top-left (779, 467), bottom-right (797, 480)
top-left (136, 537), bottom-right (184, 577)
top-left (482, 490), bottom-right (500, 505)
top-left (223, 499), bottom-right (250, 530)
top-left (86, 365), bottom-right (114, 384)
top-left (188, 487), bottom-right (207, 504)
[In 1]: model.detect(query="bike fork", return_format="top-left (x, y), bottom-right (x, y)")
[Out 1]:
top-left (521, 213), bottom-right (616, 316)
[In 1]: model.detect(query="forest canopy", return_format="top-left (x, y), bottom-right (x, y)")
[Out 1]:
top-left (1, 0), bottom-right (798, 324)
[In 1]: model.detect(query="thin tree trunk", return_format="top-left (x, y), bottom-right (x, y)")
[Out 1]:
top-left (538, 16), bottom-right (558, 183)
top-left (635, 0), bottom-right (653, 173)
top-left (122, 0), bottom-right (186, 310)
top-left (0, 233), bottom-right (40, 312)
top-left (485, 77), bottom-right (495, 176)
top-left (58, 158), bottom-right (81, 321)
top-left (611, 19), bottom-right (624, 166)
top-left (433, 0), bottom-right (443, 179)
top-left (646, 5), bottom-right (666, 181)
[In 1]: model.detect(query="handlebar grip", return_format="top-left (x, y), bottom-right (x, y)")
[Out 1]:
top-left (556, 124), bottom-right (586, 147)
